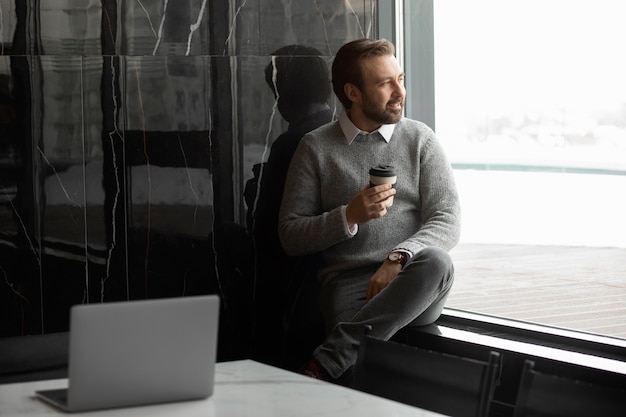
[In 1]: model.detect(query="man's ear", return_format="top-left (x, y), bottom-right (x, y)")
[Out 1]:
top-left (344, 83), bottom-right (361, 104)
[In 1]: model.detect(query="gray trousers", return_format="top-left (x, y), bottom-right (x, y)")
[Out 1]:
top-left (313, 246), bottom-right (454, 379)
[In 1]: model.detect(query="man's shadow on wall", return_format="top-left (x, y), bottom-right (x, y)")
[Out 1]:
top-left (243, 45), bottom-right (334, 369)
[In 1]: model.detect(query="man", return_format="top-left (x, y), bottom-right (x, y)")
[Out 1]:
top-left (278, 38), bottom-right (461, 383)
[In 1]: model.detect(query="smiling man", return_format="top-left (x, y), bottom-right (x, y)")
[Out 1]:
top-left (278, 38), bottom-right (461, 384)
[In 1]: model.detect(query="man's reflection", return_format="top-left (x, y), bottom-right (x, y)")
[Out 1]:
top-left (245, 45), bottom-right (333, 368)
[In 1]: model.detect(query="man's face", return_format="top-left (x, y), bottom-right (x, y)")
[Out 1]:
top-left (358, 54), bottom-right (406, 126)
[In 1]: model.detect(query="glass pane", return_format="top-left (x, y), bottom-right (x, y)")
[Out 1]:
top-left (426, 0), bottom-right (626, 339)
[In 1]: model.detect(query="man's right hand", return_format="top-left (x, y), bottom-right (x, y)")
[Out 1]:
top-left (346, 184), bottom-right (396, 228)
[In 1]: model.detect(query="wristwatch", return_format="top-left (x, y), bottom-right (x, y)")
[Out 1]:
top-left (387, 252), bottom-right (408, 268)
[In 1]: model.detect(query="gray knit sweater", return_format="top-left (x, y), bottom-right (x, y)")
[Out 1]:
top-left (278, 117), bottom-right (461, 283)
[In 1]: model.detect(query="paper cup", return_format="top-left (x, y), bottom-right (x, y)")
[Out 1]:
top-left (369, 165), bottom-right (397, 206)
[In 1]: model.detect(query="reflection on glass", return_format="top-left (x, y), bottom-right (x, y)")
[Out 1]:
top-left (0, 0), bottom-right (379, 354)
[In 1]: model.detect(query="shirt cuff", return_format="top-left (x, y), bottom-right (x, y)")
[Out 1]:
top-left (342, 205), bottom-right (358, 236)
top-left (392, 248), bottom-right (414, 260)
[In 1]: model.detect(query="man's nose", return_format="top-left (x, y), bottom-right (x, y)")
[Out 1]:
top-left (392, 81), bottom-right (405, 96)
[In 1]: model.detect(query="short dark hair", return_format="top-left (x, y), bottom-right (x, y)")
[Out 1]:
top-left (331, 38), bottom-right (396, 109)
top-left (264, 45), bottom-right (331, 107)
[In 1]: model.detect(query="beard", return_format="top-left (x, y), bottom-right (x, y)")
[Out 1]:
top-left (361, 94), bottom-right (404, 125)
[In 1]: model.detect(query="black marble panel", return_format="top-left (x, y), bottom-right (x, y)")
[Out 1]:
top-left (0, 0), bottom-right (376, 364)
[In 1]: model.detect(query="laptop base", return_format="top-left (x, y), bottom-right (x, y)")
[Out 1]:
top-left (36, 388), bottom-right (70, 412)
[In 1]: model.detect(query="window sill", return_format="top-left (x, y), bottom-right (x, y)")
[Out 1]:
top-left (436, 308), bottom-right (626, 363)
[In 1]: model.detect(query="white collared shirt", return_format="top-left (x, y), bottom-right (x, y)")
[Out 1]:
top-left (339, 110), bottom-right (397, 144)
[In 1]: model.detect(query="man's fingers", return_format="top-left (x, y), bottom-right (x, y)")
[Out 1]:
top-left (368, 186), bottom-right (395, 204)
top-left (370, 204), bottom-right (387, 217)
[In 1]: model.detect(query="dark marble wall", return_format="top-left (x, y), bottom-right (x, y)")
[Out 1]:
top-left (0, 0), bottom-right (377, 361)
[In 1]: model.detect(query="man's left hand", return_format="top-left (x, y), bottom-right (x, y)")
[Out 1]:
top-left (366, 261), bottom-right (402, 301)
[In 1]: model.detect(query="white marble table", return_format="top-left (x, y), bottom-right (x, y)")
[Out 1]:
top-left (0, 359), bottom-right (447, 416)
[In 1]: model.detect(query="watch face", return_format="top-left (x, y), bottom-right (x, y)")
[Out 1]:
top-left (389, 253), bottom-right (401, 261)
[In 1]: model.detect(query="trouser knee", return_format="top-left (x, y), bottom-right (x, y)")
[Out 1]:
top-left (403, 247), bottom-right (454, 326)
top-left (407, 246), bottom-right (454, 278)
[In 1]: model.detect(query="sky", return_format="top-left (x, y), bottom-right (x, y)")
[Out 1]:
top-left (432, 1), bottom-right (626, 247)
top-left (433, 0), bottom-right (626, 172)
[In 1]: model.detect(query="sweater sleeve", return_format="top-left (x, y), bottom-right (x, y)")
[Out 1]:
top-left (393, 128), bottom-right (461, 256)
top-left (278, 139), bottom-right (354, 256)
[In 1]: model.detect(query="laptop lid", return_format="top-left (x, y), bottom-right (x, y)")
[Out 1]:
top-left (36, 295), bottom-right (219, 412)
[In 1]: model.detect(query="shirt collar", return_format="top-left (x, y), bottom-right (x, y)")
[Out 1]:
top-left (339, 109), bottom-right (397, 144)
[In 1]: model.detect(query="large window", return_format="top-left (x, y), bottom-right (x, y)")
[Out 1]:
top-left (403, 1), bottom-right (626, 339)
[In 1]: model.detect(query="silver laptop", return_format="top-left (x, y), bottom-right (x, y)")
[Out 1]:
top-left (36, 295), bottom-right (220, 412)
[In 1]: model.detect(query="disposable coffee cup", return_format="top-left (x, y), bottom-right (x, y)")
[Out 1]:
top-left (369, 165), bottom-right (397, 206)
